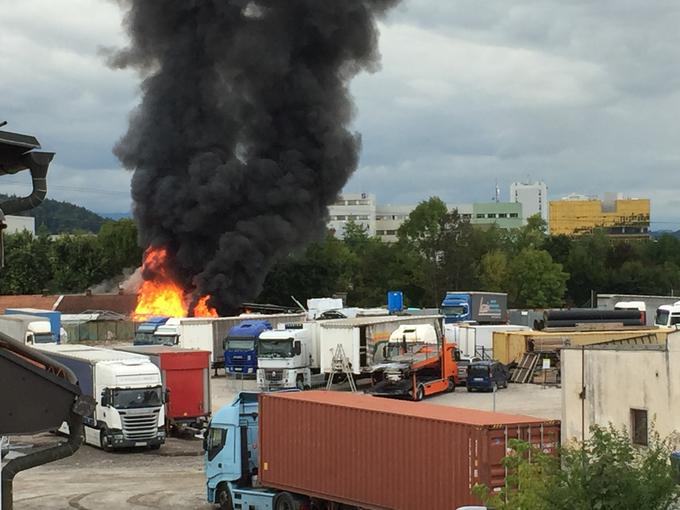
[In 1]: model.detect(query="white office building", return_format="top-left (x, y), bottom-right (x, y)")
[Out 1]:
top-left (2, 215), bottom-right (35, 236)
top-left (510, 181), bottom-right (548, 224)
top-left (327, 193), bottom-right (377, 238)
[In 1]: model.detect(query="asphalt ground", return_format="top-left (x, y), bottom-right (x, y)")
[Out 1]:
top-left (9, 377), bottom-right (561, 509)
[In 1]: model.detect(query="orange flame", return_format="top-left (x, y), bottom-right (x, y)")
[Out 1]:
top-left (133, 247), bottom-right (218, 320)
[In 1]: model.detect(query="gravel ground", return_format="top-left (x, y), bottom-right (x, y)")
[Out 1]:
top-left (8, 377), bottom-right (561, 509)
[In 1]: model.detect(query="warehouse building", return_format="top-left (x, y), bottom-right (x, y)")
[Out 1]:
top-left (549, 193), bottom-right (650, 239)
top-left (561, 332), bottom-right (680, 445)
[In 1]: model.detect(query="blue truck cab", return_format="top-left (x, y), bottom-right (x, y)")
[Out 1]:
top-left (441, 291), bottom-right (507, 325)
top-left (134, 316), bottom-right (170, 345)
top-left (224, 320), bottom-right (272, 375)
top-left (206, 392), bottom-right (280, 508)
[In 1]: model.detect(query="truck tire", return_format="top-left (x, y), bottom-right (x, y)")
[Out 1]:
top-left (446, 377), bottom-right (456, 393)
top-left (216, 484), bottom-right (233, 510)
top-left (274, 491), bottom-right (300, 510)
top-left (296, 376), bottom-right (305, 391)
top-left (100, 431), bottom-right (113, 452)
top-left (414, 385), bottom-right (425, 402)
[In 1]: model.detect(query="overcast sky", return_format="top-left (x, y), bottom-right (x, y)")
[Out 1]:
top-left (2, 1), bottom-right (680, 228)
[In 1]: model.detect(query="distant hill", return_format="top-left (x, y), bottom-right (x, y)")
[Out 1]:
top-left (651, 230), bottom-right (680, 239)
top-left (0, 194), bottom-right (106, 234)
top-left (101, 212), bottom-right (132, 220)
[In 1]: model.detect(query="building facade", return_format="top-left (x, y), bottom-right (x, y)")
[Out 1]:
top-left (327, 193), bottom-right (377, 238)
top-left (471, 202), bottom-right (523, 230)
top-left (562, 333), bottom-right (680, 446)
top-left (510, 181), bottom-right (548, 224)
top-left (549, 193), bottom-right (650, 238)
top-left (2, 215), bottom-right (35, 236)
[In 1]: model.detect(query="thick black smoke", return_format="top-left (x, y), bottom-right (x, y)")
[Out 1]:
top-left (112, 0), bottom-right (399, 315)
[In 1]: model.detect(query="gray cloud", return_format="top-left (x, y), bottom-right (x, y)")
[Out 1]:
top-left (2, 0), bottom-right (680, 228)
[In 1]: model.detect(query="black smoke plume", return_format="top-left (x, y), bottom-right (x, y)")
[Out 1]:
top-left (112, 0), bottom-right (399, 315)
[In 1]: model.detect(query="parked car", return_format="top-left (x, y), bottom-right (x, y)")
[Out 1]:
top-left (466, 360), bottom-right (508, 392)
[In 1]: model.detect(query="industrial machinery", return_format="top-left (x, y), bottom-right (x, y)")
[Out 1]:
top-left (0, 123), bottom-right (85, 510)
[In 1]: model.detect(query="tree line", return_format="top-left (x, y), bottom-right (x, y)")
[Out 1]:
top-left (3, 198), bottom-right (680, 308)
top-left (261, 197), bottom-right (680, 309)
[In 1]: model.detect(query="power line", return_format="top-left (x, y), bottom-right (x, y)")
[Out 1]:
top-left (0, 179), bottom-right (130, 197)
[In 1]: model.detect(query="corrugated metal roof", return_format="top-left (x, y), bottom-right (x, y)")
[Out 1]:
top-left (320, 314), bottom-right (444, 328)
top-left (272, 390), bottom-right (555, 426)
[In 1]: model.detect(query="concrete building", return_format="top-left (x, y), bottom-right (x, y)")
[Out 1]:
top-left (510, 181), bottom-right (548, 224)
top-left (2, 215), bottom-right (35, 236)
top-left (561, 333), bottom-right (680, 446)
top-left (549, 193), bottom-right (650, 239)
top-left (327, 193), bottom-right (377, 238)
top-left (471, 202), bottom-right (523, 230)
top-left (329, 194), bottom-right (523, 242)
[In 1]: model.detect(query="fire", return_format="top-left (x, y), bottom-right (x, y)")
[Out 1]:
top-left (133, 247), bottom-right (218, 319)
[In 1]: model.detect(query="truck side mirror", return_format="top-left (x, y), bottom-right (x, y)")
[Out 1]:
top-left (382, 345), bottom-right (387, 358)
top-left (26, 333), bottom-right (34, 345)
top-left (101, 390), bottom-right (110, 407)
top-left (454, 349), bottom-right (461, 361)
top-left (294, 341), bottom-right (301, 355)
top-left (202, 433), bottom-right (208, 452)
top-left (164, 388), bottom-right (170, 405)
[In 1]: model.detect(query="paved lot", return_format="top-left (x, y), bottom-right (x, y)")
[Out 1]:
top-left (9, 377), bottom-right (561, 509)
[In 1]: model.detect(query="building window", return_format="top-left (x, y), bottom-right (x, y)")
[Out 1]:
top-left (476, 213), bottom-right (485, 219)
top-left (509, 213), bottom-right (519, 218)
top-left (631, 409), bottom-right (648, 446)
top-left (462, 214), bottom-right (472, 219)
top-left (498, 213), bottom-right (508, 218)
top-left (347, 200), bottom-right (358, 205)
top-left (336, 215), bottom-right (346, 221)
top-left (376, 230), bottom-right (385, 235)
top-left (487, 213), bottom-right (497, 219)
top-left (386, 230), bottom-right (397, 235)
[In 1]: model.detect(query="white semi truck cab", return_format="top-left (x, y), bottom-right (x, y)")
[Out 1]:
top-left (37, 345), bottom-right (166, 450)
top-left (655, 302), bottom-right (680, 327)
top-left (257, 323), bottom-right (320, 390)
top-left (0, 314), bottom-right (54, 345)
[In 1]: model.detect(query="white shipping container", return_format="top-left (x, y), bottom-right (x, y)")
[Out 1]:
top-left (457, 324), bottom-right (530, 358)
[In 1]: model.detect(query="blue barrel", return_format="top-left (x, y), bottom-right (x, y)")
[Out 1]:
top-left (387, 291), bottom-right (404, 313)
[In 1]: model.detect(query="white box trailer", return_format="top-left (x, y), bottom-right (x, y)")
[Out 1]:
top-left (456, 324), bottom-right (530, 359)
top-left (320, 315), bottom-right (445, 375)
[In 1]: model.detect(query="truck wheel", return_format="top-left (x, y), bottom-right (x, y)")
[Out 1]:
top-left (414, 385), bottom-right (425, 401)
top-left (274, 491), bottom-right (300, 510)
top-left (216, 485), bottom-right (233, 510)
top-left (296, 377), bottom-right (305, 391)
top-left (446, 377), bottom-right (456, 393)
top-left (467, 386), bottom-right (473, 392)
top-left (100, 431), bottom-right (113, 452)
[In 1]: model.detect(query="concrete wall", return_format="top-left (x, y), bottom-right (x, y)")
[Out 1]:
top-left (562, 332), bottom-right (680, 445)
top-left (3, 215), bottom-right (35, 236)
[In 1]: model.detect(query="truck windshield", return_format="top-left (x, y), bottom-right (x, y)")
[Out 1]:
top-left (226, 338), bottom-right (255, 351)
top-left (135, 332), bottom-right (155, 344)
top-left (441, 305), bottom-right (466, 316)
top-left (258, 338), bottom-right (294, 358)
top-left (655, 310), bottom-right (670, 326)
top-left (152, 334), bottom-right (178, 345)
top-left (468, 365), bottom-right (490, 378)
top-left (34, 333), bottom-right (55, 344)
top-left (385, 342), bottom-right (427, 358)
top-left (112, 386), bottom-right (162, 409)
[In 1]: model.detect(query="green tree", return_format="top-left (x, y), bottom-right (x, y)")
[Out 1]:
top-left (475, 425), bottom-right (680, 510)
top-left (97, 219), bottom-right (143, 278)
top-left (50, 234), bottom-right (108, 293)
top-left (507, 248), bottom-right (568, 308)
top-left (0, 231), bottom-right (52, 294)
top-left (478, 249), bottom-right (509, 292)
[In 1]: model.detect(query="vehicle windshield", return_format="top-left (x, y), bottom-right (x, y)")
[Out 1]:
top-left (385, 341), bottom-right (429, 358)
top-left (34, 332), bottom-right (55, 344)
top-left (655, 310), bottom-right (670, 326)
top-left (441, 305), bottom-right (466, 316)
top-left (152, 334), bottom-right (178, 346)
top-left (134, 332), bottom-right (156, 344)
top-left (258, 338), bottom-right (294, 358)
top-left (226, 338), bottom-right (255, 351)
top-left (468, 365), bottom-right (491, 378)
top-left (111, 386), bottom-right (162, 409)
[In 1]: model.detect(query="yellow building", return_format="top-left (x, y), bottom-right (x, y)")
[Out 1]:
top-left (549, 194), bottom-right (650, 238)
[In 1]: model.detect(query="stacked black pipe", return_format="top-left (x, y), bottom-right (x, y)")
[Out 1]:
top-left (542, 309), bottom-right (644, 328)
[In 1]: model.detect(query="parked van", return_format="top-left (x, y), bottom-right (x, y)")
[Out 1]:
top-left (466, 360), bottom-right (508, 392)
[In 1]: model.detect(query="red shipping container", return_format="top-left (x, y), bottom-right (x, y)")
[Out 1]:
top-left (115, 346), bottom-right (211, 423)
top-left (259, 391), bottom-right (559, 510)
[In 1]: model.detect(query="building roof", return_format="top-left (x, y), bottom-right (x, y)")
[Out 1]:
top-left (269, 390), bottom-right (556, 427)
top-left (0, 293), bottom-right (138, 317)
top-left (0, 295), bottom-right (59, 314)
top-left (56, 293), bottom-right (137, 316)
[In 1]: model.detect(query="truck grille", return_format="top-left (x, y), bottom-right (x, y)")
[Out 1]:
top-left (119, 409), bottom-right (160, 441)
top-left (265, 370), bottom-right (283, 381)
